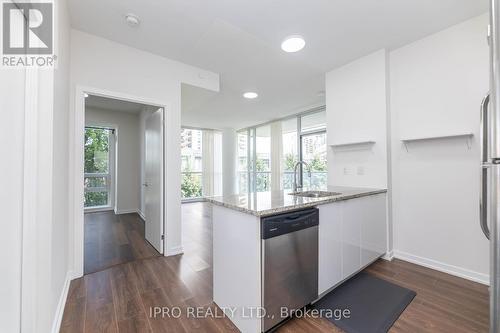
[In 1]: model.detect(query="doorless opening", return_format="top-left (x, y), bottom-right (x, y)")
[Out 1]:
top-left (79, 91), bottom-right (166, 275)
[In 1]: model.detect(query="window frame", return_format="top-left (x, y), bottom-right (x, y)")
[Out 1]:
top-left (83, 126), bottom-right (116, 211)
top-left (180, 126), bottom-right (223, 202)
top-left (181, 127), bottom-right (204, 201)
top-left (299, 129), bottom-right (327, 190)
top-left (237, 107), bottom-right (327, 193)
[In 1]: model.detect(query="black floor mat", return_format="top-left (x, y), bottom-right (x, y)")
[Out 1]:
top-left (313, 272), bottom-right (416, 333)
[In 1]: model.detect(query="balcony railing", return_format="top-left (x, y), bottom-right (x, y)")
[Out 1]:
top-left (84, 173), bottom-right (111, 207)
top-left (238, 171), bottom-right (328, 193)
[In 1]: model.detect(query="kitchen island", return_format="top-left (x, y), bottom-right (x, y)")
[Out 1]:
top-left (206, 186), bottom-right (388, 333)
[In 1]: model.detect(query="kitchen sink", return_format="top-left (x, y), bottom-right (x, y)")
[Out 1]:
top-left (289, 190), bottom-right (342, 198)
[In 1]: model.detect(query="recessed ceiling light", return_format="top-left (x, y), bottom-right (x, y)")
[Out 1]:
top-left (243, 92), bottom-right (258, 99)
top-left (125, 14), bottom-right (140, 27)
top-left (281, 35), bottom-right (306, 53)
top-left (84, 93), bottom-right (89, 98)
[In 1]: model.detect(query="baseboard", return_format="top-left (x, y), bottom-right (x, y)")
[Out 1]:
top-left (137, 210), bottom-right (146, 221)
top-left (50, 271), bottom-right (72, 333)
top-left (114, 208), bottom-right (139, 215)
top-left (166, 246), bottom-right (184, 256)
top-left (382, 250), bottom-right (394, 261)
top-left (84, 206), bottom-right (113, 213)
top-left (393, 250), bottom-right (489, 285)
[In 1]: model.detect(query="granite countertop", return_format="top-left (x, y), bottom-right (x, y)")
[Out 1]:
top-left (206, 186), bottom-right (387, 217)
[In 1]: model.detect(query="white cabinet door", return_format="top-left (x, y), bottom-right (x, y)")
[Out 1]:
top-left (360, 194), bottom-right (387, 267)
top-left (318, 202), bottom-right (343, 295)
top-left (318, 194), bottom-right (387, 294)
top-left (341, 199), bottom-right (362, 279)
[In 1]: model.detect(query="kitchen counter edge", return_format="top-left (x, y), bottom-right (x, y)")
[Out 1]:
top-left (205, 188), bottom-right (387, 217)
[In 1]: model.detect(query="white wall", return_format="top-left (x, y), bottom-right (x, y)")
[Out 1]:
top-left (325, 14), bottom-right (489, 284)
top-left (85, 107), bottom-right (141, 213)
top-left (0, 67), bottom-right (25, 333)
top-left (69, 29), bottom-right (219, 272)
top-left (326, 50), bottom-right (389, 189)
top-left (0, 0), bottom-right (72, 331)
top-left (390, 14), bottom-right (489, 283)
top-left (45, 1), bottom-right (72, 331)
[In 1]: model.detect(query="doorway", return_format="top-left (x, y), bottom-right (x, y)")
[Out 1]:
top-left (83, 94), bottom-right (164, 274)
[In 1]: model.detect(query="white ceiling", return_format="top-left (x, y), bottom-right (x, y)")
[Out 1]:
top-left (85, 94), bottom-right (149, 114)
top-left (69, 0), bottom-right (488, 129)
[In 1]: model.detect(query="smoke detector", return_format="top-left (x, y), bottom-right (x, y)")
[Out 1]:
top-left (125, 14), bottom-right (140, 27)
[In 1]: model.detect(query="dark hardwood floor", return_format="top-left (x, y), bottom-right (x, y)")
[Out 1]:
top-left (84, 211), bottom-right (160, 274)
top-left (62, 202), bottom-right (489, 332)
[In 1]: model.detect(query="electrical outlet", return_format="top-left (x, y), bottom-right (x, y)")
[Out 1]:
top-left (343, 167), bottom-right (350, 175)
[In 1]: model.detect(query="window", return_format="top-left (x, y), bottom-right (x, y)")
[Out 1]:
top-left (282, 118), bottom-right (298, 190)
top-left (301, 110), bottom-right (326, 132)
top-left (84, 127), bottom-right (114, 208)
top-left (181, 127), bottom-right (222, 200)
top-left (300, 110), bottom-right (326, 190)
top-left (237, 131), bottom-right (249, 193)
top-left (256, 125), bottom-right (271, 192)
top-left (181, 128), bottom-right (203, 199)
top-left (301, 132), bottom-right (327, 189)
top-left (238, 108), bottom-right (327, 193)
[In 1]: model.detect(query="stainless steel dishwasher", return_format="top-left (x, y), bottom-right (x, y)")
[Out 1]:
top-left (261, 207), bottom-right (319, 332)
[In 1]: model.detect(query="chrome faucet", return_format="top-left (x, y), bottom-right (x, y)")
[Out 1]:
top-left (293, 161), bottom-right (312, 192)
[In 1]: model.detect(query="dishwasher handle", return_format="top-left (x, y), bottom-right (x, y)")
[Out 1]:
top-left (261, 208), bottom-right (318, 239)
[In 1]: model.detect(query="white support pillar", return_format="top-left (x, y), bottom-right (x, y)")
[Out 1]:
top-left (222, 128), bottom-right (238, 196)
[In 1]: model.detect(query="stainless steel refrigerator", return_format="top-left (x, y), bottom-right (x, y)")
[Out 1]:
top-left (483, 2), bottom-right (500, 332)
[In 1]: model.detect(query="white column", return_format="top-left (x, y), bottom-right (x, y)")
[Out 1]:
top-left (202, 130), bottom-right (214, 196)
top-left (222, 128), bottom-right (238, 196)
top-left (213, 132), bottom-right (223, 196)
top-left (270, 121), bottom-right (283, 191)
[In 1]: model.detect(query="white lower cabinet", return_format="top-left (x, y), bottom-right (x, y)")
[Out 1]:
top-left (318, 193), bottom-right (387, 296)
top-left (342, 198), bottom-right (362, 280)
top-left (360, 194), bottom-right (387, 267)
top-left (318, 201), bottom-right (343, 295)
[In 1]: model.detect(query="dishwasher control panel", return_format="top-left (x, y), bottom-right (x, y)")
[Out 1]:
top-left (261, 208), bottom-right (319, 239)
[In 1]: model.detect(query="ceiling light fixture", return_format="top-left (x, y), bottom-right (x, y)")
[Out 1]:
top-left (281, 35), bottom-right (305, 53)
top-left (243, 92), bottom-right (258, 99)
top-left (125, 14), bottom-right (140, 27)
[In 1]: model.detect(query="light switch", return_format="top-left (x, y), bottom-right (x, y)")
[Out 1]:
top-left (357, 166), bottom-right (365, 175)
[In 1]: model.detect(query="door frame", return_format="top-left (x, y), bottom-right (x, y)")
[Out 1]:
top-left (72, 85), bottom-right (167, 277)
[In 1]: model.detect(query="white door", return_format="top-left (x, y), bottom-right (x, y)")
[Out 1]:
top-left (145, 108), bottom-right (163, 253)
